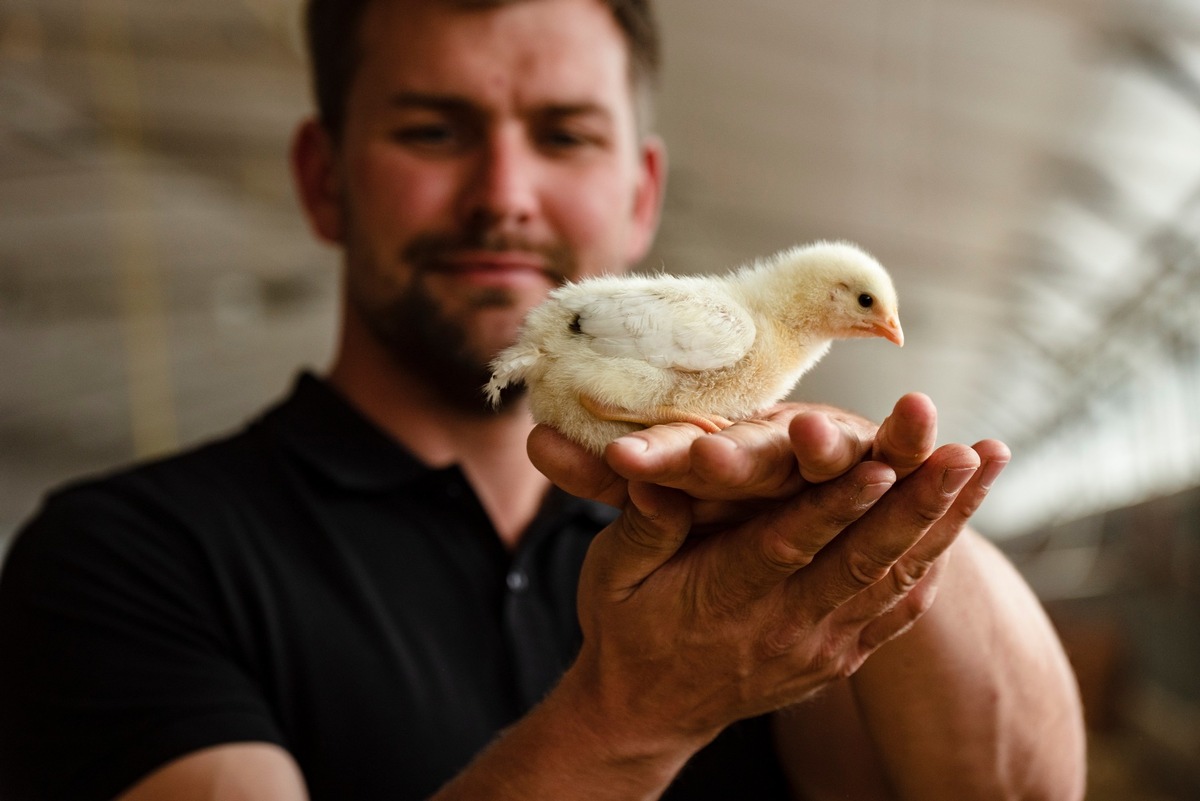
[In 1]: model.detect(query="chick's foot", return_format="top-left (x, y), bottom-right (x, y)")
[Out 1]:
top-left (578, 394), bottom-right (733, 434)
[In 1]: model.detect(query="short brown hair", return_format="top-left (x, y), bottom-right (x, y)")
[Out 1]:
top-left (304, 0), bottom-right (661, 139)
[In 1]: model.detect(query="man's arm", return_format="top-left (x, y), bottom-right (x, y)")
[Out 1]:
top-left (773, 531), bottom-right (1087, 801)
top-left (853, 530), bottom-right (1086, 800)
top-left (117, 744), bottom-right (308, 801)
top-left (772, 398), bottom-right (1086, 800)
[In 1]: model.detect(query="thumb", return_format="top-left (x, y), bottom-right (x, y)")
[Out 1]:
top-left (586, 481), bottom-right (692, 597)
top-left (527, 424), bottom-right (628, 507)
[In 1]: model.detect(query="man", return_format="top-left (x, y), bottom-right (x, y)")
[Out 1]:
top-left (0, 0), bottom-right (1086, 799)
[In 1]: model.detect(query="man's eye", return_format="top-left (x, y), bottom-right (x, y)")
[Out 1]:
top-left (541, 129), bottom-right (600, 152)
top-left (392, 125), bottom-right (457, 147)
top-left (545, 130), bottom-right (584, 146)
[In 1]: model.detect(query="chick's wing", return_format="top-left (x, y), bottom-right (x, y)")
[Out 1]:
top-left (565, 281), bottom-right (756, 372)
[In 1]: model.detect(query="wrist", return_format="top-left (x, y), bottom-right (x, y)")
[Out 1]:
top-left (434, 661), bottom-right (708, 801)
top-left (547, 659), bottom-right (710, 785)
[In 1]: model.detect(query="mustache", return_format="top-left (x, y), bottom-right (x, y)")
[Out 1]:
top-left (402, 230), bottom-right (576, 284)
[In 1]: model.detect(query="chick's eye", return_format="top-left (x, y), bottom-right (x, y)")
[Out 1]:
top-left (858, 293), bottom-right (875, 309)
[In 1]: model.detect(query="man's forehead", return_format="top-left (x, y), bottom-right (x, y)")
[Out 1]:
top-left (356, 0), bottom-right (633, 106)
top-left (359, 0), bottom-right (627, 63)
top-left (362, 0), bottom-right (619, 33)
top-left (428, 0), bottom-right (599, 13)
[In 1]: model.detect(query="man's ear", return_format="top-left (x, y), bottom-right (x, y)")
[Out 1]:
top-left (625, 134), bottom-right (667, 265)
top-left (290, 118), bottom-right (344, 244)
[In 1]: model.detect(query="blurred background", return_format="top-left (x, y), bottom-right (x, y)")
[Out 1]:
top-left (1, 0), bottom-right (1198, 796)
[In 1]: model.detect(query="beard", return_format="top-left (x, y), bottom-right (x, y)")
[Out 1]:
top-left (348, 228), bottom-right (577, 415)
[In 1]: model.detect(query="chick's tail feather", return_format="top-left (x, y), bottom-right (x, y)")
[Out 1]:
top-left (484, 344), bottom-right (543, 408)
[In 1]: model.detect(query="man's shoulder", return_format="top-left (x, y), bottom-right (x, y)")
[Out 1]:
top-left (34, 373), bottom-right (337, 527)
top-left (7, 429), bottom-right (253, 567)
top-left (50, 416), bottom-right (274, 519)
top-left (4, 387), bottom-right (312, 577)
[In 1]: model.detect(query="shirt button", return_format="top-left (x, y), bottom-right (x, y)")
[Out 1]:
top-left (506, 570), bottom-right (530, 593)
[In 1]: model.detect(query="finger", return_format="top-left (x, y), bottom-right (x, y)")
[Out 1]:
top-left (853, 442), bottom-right (1010, 649)
top-left (855, 554), bottom-right (950, 651)
top-left (796, 444), bottom-right (981, 620)
top-left (826, 440), bottom-right (1009, 632)
top-left (707, 462), bottom-right (896, 605)
top-left (609, 417), bottom-right (804, 502)
top-left (686, 419), bottom-right (804, 500)
top-left (923, 439), bottom-right (1010, 550)
top-left (888, 439), bottom-right (1009, 586)
top-left (528, 424), bottom-right (628, 507)
top-left (586, 481), bottom-right (692, 597)
top-left (871, 439), bottom-right (1011, 599)
top-left (605, 423), bottom-right (710, 487)
top-left (870, 392), bottom-right (938, 480)
top-left (789, 410), bottom-right (872, 484)
top-left (608, 403), bottom-right (878, 497)
top-left (971, 439), bottom-right (1012, 493)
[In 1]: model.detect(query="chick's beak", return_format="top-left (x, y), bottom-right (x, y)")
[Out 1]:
top-left (874, 316), bottom-right (904, 347)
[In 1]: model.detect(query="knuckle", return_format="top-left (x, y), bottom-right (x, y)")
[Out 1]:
top-left (843, 548), bottom-right (894, 589)
top-left (949, 488), bottom-right (985, 521)
top-left (833, 651), bottom-right (869, 682)
top-left (904, 580), bottom-right (940, 617)
top-left (756, 625), bottom-right (799, 660)
top-left (619, 516), bottom-right (666, 554)
top-left (811, 634), bottom-right (868, 683)
top-left (912, 499), bottom-right (948, 529)
top-left (886, 556), bottom-right (931, 595)
top-left (801, 635), bottom-right (845, 680)
top-left (760, 530), bottom-right (818, 574)
top-left (701, 587), bottom-right (751, 623)
top-left (813, 487), bottom-right (871, 529)
top-left (857, 603), bottom-right (923, 652)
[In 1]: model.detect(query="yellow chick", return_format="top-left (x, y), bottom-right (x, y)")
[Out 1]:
top-left (485, 241), bottom-right (903, 454)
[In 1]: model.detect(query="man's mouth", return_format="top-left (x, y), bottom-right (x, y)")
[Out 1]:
top-left (426, 249), bottom-right (567, 288)
top-left (404, 231), bottom-right (574, 289)
top-left (435, 250), bottom-right (550, 274)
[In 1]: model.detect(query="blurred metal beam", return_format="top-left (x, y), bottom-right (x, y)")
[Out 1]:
top-left (1007, 184), bottom-right (1200, 454)
top-left (84, 0), bottom-right (178, 458)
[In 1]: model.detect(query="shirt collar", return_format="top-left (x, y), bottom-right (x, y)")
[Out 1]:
top-left (262, 372), bottom-right (618, 527)
top-left (263, 371), bottom-right (429, 492)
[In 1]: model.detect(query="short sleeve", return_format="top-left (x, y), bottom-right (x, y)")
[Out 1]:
top-left (0, 482), bottom-right (287, 801)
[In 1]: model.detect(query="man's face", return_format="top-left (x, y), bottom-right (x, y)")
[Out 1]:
top-left (308, 0), bottom-right (663, 408)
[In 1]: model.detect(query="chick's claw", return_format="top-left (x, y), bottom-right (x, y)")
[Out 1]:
top-left (579, 393), bottom-right (735, 434)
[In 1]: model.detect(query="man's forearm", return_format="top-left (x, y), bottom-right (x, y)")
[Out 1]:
top-left (849, 531), bottom-right (1087, 800)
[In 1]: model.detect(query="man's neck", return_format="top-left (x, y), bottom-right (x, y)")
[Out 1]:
top-left (326, 347), bottom-right (550, 550)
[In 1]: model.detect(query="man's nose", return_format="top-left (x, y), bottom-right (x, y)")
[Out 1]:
top-left (459, 129), bottom-right (539, 230)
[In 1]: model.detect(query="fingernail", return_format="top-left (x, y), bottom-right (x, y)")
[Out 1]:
top-left (856, 480), bottom-right (893, 506)
top-left (614, 435), bottom-right (650, 454)
top-left (941, 467), bottom-right (976, 494)
top-left (978, 459), bottom-right (1008, 491)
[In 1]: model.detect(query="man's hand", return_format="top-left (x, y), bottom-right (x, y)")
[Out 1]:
top-left (528, 393), bottom-right (1009, 748)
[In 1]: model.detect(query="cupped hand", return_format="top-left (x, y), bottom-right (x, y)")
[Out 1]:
top-left (528, 393), bottom-right (943, 525)
top-left (532, 393), bottom-right (1010, 745)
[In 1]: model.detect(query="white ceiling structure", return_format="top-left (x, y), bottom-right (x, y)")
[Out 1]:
top-left (2, 0), bottom-right (1199, 549)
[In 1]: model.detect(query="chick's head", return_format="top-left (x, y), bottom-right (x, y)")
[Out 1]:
top-left (748, 241), bottom-right (903, 347)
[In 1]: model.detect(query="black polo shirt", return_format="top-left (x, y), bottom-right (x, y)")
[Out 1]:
top-left (0, 374), bottom-right (790, 800)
